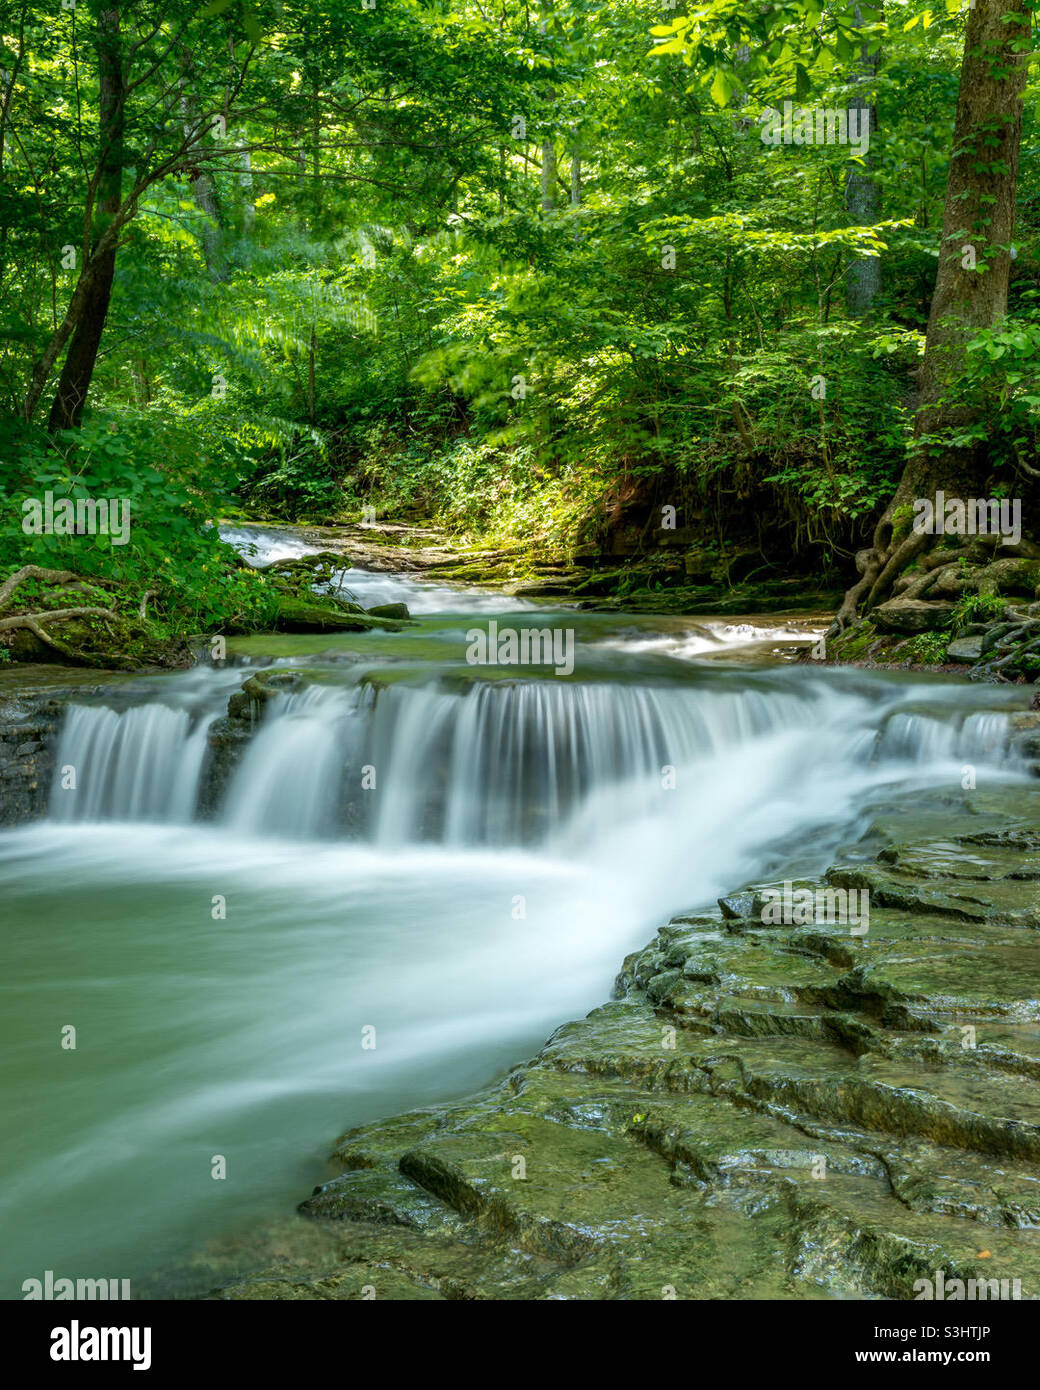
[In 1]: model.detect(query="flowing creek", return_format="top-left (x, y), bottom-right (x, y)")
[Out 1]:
top-left (0, 526), bottom-right (1035, 1297)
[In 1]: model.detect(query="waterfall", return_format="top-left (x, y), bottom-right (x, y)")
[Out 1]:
top-left (366, 679), bottom-right (825, 846)
top-left (221, 686), bottom-right (365, 837)
top-left (17, 649), bottom-right (1034, 1295)
top-left (51, 703), bottom-right (214, 823)
top-left (47, 673), bottom-right (1026, 843)
top-left (15, 523), bottom-right (1038, 1299)
top-left (874, 709), bottom-right (1016, 765)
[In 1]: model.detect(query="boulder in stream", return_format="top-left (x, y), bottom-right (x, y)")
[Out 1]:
top-left (365, 602), bottom-right (411, 620)
top-left (274, 596), bottom-right (409, 632)
top-left (946, 634), bottom-right (985, 662)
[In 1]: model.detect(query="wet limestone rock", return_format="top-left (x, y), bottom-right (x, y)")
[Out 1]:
top-left (873, 598), bottom-right (956, 634)
top-left (225, 669), bottom-right (305, 721)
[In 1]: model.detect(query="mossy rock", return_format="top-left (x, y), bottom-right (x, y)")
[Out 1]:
top-left (5, 611), bottom-right (188, 671)
top-left (274, 596), bottom-right (408, 633)
top-left (365, 602), bottom-right (411, 620)
top-left (226, 669), bottom-right (306, 720)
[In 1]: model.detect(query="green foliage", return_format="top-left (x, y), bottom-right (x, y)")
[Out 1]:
top-left (950, 591), bottom-right (1006, 635)
top-left (0, 0), bottom-right (1036, 656)
top-left (903, 631), bottom-right (948, 664)
top-left (0, 414), bottom-right (278, 638)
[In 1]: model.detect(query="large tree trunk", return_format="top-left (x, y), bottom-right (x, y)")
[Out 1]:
top-left (47, 6), bottom-right (124, 432)
top-left (833, 0), bottom-right (1030, 629)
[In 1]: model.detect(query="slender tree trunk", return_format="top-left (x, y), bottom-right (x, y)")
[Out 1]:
top-left (834, 0), bottom-right (1031, 628)
top-left (846, 6), bottom-right (882, 315)
top-left (179, 54), bottom-right (228, 281)
top-left (540, 88), bottom-right (556, 212)
top-left (311, 75), bottom-right (322, 220)
top-left (569, 151), bottom-right (581, 243)
top-left (47, 6), bottom-right (125, 431)
top-left (540, 138), bottom-right (556, 211)
top-left (239, 145), bottom-right (255, 236)
top-left (188, 163), bottom-right (228, 280)
top-left (132, 358), bottom-right (151, 406)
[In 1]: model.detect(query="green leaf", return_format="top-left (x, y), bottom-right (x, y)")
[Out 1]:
top-left (709, 68), bottom-right (734, 107)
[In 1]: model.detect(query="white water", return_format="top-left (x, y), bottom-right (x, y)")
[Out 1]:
top-left (50, 672), bottom-right (1025, 847)
top-left (219, 521), bottom-right (538, 614)
top-left (590, 619), bottom-right (827, 661)
top-left (51, 703), bottom-right (211, 823)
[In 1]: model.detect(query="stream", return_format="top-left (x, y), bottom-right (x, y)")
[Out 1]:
top-left (0, 524), bottom-right (1033, 1297)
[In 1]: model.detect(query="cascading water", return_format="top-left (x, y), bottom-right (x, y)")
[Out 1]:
top-left (874, 707), bottom-right (1016, 764)
top-left (218, 521), bottom-right (538, 614)
top-left (51, 702), bottom-right (213, 823)
top-left (50, 671), bottom-right (1026, 849)
top-left (1, 576), bottom-right (1034, 1298)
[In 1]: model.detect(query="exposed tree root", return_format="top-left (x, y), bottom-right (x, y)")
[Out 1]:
top-left (0, 564), bottom-right (118, 660)
top-left (0, 608), bottom-right (117, 657)
top-left (0, 564), bottom-right (115, 608)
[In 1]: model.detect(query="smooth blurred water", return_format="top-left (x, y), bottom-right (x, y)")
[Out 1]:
top-left (218, 521), bottom-right (539, 614)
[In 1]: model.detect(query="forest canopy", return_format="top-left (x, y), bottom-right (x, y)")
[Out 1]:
top-left (0, 0), bottom-right (1037, 658)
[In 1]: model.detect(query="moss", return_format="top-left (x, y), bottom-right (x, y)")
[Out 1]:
top-left (274, 595), bottom-right (410, 633)
top-left (828, 620), bottom-right (878, 662)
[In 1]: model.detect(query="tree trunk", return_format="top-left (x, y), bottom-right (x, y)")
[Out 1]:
top-left (846, 6), bottom-right (881, 316)
top-left (189, 164), bottom-right (228, 281)
top-left (46, 6), bottom-right (124, 432)
top-left (240, 145), bottom-right (255, 236)
top-left (310, 74), bottom-right (322, 221)
top-left (541, 89), bottom-right (556, 212)
top-left (833, 0), bottom-right (1030, 629)
top-left (179, 54), bottom-right (228, 282)
top-left (132, 358), bottom-right (151, 406)
top-left (540, 138), bottom-right (556, 211)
